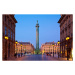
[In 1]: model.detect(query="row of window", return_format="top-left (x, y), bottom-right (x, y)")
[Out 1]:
top-left (61, 31), bottom-right (71, 37)
top-left (60, 15), bottom-right (71, 26)
top-left (43, 49), bottom-right (59, 51)
top-left (45, 44), bottom-right (58, 45)
top-left (44, 47), bottom-right (59, 48)
top-left (61, 23), bottom-right (71, 34)
top-left (4, 16), bottom-right (15, 30)
top-left (15, 49), bottom-right (33, 51)
top-left (16, 48), bottom-right (31, 50)
top-left (60, 35), bottom-right (72, 42)
top-left (60, 26), bottom-right (72, 39)
top-left (60, 32), bottom-right (72, 42)
top-left (44, 50), bottom-right (56, 51)
top-left (16, 47), bottom-right (32, 49)
top-left (5, 26), bottom-right (14, 40)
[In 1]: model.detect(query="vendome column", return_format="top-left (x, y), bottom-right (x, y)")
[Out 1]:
top-left (36, 20), bottom-right (39, 50)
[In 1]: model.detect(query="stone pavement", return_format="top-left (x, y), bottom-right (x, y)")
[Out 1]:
top-left (51, 54), bottom-right (73, 61)
top-left (4, 54), bottom-right (72, 61)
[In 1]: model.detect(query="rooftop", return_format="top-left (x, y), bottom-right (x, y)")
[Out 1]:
top-left (18, 42), bottom-right (31, 44)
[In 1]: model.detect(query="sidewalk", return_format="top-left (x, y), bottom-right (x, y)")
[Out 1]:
top-left (51, 54), bottom-right (73, 61)
top-left (3, 55), bottom-right (25, 61)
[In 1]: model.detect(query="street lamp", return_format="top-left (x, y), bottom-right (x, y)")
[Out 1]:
top-left (44, 49), bottom-right (45, 53)
top-left (5, 35), bottom-right (8, 60)
top-left (52, 44), bottom-right (54, 57)
top-left (66, 36), bottom-right (70, 60)
top-left (43, 47), bottom-right (45, 54)
top-left (15, 40), bottom-right (18, 57)
top-left (43, 50), bottom-right (44, 54)
top-left (21, 44), bottom-right (22, 57)
top-left (49, 46), bottom-right (51, 56)
top-left (57, 41), bottom-right (60, 58)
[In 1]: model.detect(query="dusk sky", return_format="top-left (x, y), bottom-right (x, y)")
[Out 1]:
top-left (14, 14), bottom-right (61, 48)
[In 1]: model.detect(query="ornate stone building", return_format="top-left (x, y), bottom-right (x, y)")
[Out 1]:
top-left (40, 42), bottom-right (60, 54)
top-left (2, 14), bottom-right (17, 60)
top-left (15, 42), bottom-right (35, 54)
top-left (58, 14), bottom-right (73, 58)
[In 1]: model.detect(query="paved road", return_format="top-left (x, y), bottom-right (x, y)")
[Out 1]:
top-left (14, 54), bottom-right (65, 61)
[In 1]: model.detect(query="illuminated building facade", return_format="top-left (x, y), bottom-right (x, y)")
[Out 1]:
top-left (15, 42), bottom-right (35, 54)
top-left (58, 14), bottom-right (73, 58)
top-left (2, 14), bottom-right (17, 60)
top-left (40, 42), bottom-right (60, 54)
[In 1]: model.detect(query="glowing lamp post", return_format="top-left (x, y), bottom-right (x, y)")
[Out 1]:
top-left (49, 46), bottom-right (51, 56)
top-left (57, 41), bottom-right (60, 58)
top-left (15, 40), bottom-right (18, 57)
top-left (52, 44), bottom-right (54, 57)
top-left (43, 50), bottom-right (44, 54)
top-left (44, 49), bottom-right (45, 53)
top-left (5, 36), bottom-right (8, 40)
top-left (15, 41), bottom-right (18, 44)
top-left (66, 36), bottom-right (70, 60)
top-left (66, 37), bottom-right (70, 41)
top-left (5, 35), bottom-right (8, 60)
top-left (21, 44), bottom-right (22, 57)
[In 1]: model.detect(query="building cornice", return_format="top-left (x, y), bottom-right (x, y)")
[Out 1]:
top-left (10, 15), bottom-right (17, 23)
top-left (58, 15), bottom-right (65, 23)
